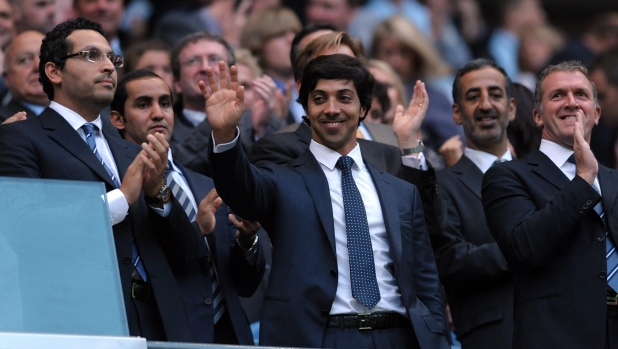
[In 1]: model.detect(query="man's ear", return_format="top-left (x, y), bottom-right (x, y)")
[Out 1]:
top-left (173, 80), bottom-right (182, 94)
top-left (109, 110), bottom-right (125, 131)
top-left (508, 97), bottom-right (516, 122)
top-left (452, 103), bottom-right (463, 125)
top-left (45, 62), bottom-right (62, 85)
top-left (533, 108), bottom-right (543, 128)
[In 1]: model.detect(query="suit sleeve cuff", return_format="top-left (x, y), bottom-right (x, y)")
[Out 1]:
top-left (212, 127), bottom-right (240, 153)
top-left (402, 151), bottom-right (428, 171)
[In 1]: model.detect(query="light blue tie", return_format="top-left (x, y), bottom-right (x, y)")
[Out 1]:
top-left (567, 155), bottom-right (618, 291)
top-left (166, 161), bottom-right (225, 322)
top-left (336, 156), bottom-right (380, 309)
top-left (82, 123), bottom-right (148, 281)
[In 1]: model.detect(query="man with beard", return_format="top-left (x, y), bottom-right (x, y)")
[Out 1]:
top-left (434, 58), bottom-right (516, 348)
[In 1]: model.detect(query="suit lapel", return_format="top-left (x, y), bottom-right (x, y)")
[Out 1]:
top-left (292, 150), bottom-right (337, 254)
top-left (452, 156), bottom-right (483, 199)
top-left (528, 149), bottom-right (570, 190)
top-left (358, 140), bottom-right (387, 173)
top-left (40, 109), bottom-right (118, 188)
top-left (366, 161), bottom-right (402, 264)
top-left (106, 133), bottom-right (138, 183)
top-left (598, 166), bottom-right (618, 242)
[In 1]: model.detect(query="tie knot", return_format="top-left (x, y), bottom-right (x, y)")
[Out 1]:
top-left (566, 154), bottom-right (576, 165)
top-left (81, 123), bottom-right (97, 136)
top-left (336, 156), bottom-right (354, 172)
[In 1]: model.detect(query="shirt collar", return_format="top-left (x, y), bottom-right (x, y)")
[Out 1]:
top-left (539, 139), bottom-right (573, 169)
top-left (464, 147), bottom-right (512, 174)
top-left (49, 101), bottom-right (103, 132)
top-left (183, 108), bottom-right (206, 127)
top-left (309, 140), bottom-right (365, 171)
top-left (19, 101), bottom-right (46, 116)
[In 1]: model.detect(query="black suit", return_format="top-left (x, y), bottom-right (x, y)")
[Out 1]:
top-left (168, 160), bottom-right (264, 344)
top-left (0, 99), bottom-right (39, 122)
top-left (171, 106), bottom-right (286, 176)
top-left (435, 155), bottom-right (513, 348)
top-left (0, 108), bottom-right (198, 341)
top-left (482, 149), bottom-right (618, 349)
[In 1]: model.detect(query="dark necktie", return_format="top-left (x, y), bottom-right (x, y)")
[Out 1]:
top-left (166, 161), bottom-right (225, 323)
top-left (566, 154), bottom-right (618, 291)
top-left (336, 156), bottom-right (381, 309)
top-left (81, 123), bottom-right (148, 281)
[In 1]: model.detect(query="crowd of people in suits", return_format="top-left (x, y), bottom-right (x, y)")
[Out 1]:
top-left (0, 1), bottom-right (618, 348)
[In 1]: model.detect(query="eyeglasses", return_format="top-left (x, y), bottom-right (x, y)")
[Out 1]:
top-left (61, 51), bottom-right (124, 67)
top-left (181, 55), bottom-right (226, 68)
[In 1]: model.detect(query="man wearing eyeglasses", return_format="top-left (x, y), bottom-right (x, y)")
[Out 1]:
top-left (0, 18), bottom-right (199, 342)
top-left (169, 31), bottom-right (286, 175)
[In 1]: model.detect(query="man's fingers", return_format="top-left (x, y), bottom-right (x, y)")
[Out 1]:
top-left (228, 213), bottom-right (242, 228)
top-left (199, 80), bottom-right (211, 100)
top-left (219, 61), bottom-right (229, 90)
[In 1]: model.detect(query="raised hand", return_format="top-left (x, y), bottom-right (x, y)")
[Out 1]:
top-left (392, 80), bottom-right (429, 150)
top-left (1, 111), bottom-right (27, 124)
top-left (119, 150), bottom-right (147, 205)
top-left (196, 188), bottom-right (223, 236)
top-left (439, 135), bottom-right (464, 167)
top-left (250, 74), bottom-right (278, 138)
top-left (199, 61), bottom-right (245, 144)
top-left (573, 113), bottom-right (598, 185)
top-left (141, 133), bottom-right (169, 197)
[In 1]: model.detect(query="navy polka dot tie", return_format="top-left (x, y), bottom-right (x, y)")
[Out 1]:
top-left (336, 156), bottom-right (381, 309)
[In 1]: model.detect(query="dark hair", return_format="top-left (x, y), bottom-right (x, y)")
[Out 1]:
top-left (507, 83), bottom-right (541, 157)
top-left (171, 31), bottom-right (235, 81)
top-left (589, 48), bottom-right (618, 88)
top-left (297, 54), bottom-right (374, 122)
top-left (39, 18), bottom-right (106, 100)
top-left (289, 23), bottom-right (337, 66)
top-left (373, 80), bottom-right (391, 119)
top-left (452, 58), bottom-right (513, 105)
top-left (534, 60), bottom-right (597, 112)
top-left (111, 69), bottom-right (171, 120)
top-left (122, 39), bottom-right (171, 74)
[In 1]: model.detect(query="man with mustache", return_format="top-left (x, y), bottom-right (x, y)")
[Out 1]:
top-left (0, 19), bottom-right (199, 341)
top-left (433, 58), bottom-right (516, 348)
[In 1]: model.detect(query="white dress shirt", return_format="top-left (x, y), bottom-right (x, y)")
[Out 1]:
top-left (540, 139), bottom-right (601, 194)
top-left (464, 147), bottom-right (512, 174)
top-left (309, 141), bottom-right (407, 316)
top-left (183, 108), bottom-right (207, 127)
top-left (50, 101), bottom-right (128, 225)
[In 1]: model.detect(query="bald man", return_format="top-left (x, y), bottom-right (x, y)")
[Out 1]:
top-left (0, 30), bottom-right (49, 122)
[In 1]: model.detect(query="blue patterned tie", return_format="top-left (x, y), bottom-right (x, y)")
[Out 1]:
top-left (81, 123), bottom-right (148, 281)
top-left (166, 161), bottom-right (225, 323)
top-left (336, 156), bottom-right (380, 309)
top-left (567, 154), bottom-right (618, 291)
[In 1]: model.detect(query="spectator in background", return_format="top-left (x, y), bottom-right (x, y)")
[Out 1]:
top-left (240, 6), bottom-right (301, 122)
top-left (422, 0), bottom-right (473, 69)
top-left (589, 49), bottom-right (618, 169)
top-left (548, 12), bottom-right (618, 68)
top-left (516, 24), bottom-right (564, 92)
top-left (0, 31), bottom-right (49, 122)
top-left (370, 15), bottom-right (464, 151)
top-left (367, 59), bottom-right (408, 125)
top-left (0, 0), bottom-right (15, 49)
top-left (507, 83), bottom-right (540, 158)
top-left (9, 0), bottom-right (55, 34)
top-left (304, 0), bottom-right (359, 31)
top-left (122, 40), bottom-right (174, 91)
top-left (73, 0), bottom-right (125, 54)
top-left (365, 80), bottom-right (391, 125)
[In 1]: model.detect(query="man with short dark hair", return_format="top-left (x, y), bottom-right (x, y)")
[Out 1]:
top-left (0, 18), bottom-right (198, 342)
top-left (483, 60), bottom-right (618, 348)
top-left (434, 58), bottom-right (515, 348)
top-left (206, 54), bottom-right (449, 349)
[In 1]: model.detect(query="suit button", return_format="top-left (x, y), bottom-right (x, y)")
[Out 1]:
top-left (330, 270), bottom-right (337, 277)
top-left (204, 298), bottom-right (212, 305)
top-left (600, 272), bottom-right (607, 279)
top-left (321, 310), bottom-right (329, 317)
top-left (598, 235), bottom-right (606, 242)
top-left (587, 200), bottom-right (593, 205)
top-left (123, 257), bottom-right (132, 265)
top-left (579, 209), bottom-right (585, 213)
top-left (583, 204), bottom-right (589, 209)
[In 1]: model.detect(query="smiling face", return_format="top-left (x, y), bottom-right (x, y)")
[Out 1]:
top-left (307, 78), bottom-right (364, 155)
top-left (112, 77), bottom-right (174, 144)
top-left (533, 70), bottom-right (600, 148)
top-left (453, 67), bottom-right (515, 153)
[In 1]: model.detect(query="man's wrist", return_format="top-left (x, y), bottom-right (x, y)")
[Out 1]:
top-left (236, 235), bottom-right (258, 252)
top-left (401, 141), bottom-right (425, 155)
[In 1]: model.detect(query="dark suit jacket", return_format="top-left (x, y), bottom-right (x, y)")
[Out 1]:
top-left (0, 108), bottom-right (198, 342)
top-left (435, 155), bottom-right (513, 347)
top-left (169, 160), bottom-right (264, 344)
top-left (210, 138), bottom-right (449, 348)
top-left (0, 99), bottom-right (39, 122)
top-left (482, 149), bottom-right (617, 349)
top-left (171, 107), bottom-right (286, 176)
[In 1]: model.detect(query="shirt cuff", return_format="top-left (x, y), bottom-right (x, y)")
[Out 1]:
top-left (149, 201), bottom-right (172, 217)
top-left (212, 127), bottom-right (240, 153)
top-left (401, 151), bottom-right (428, 171)
top-left (106, 189), bottom-right (129, 225)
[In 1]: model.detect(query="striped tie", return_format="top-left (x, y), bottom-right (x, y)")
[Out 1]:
top-left (81, 123), bottom-right (148, 281)
top-left (166, 161), bottom-right (225, 323)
